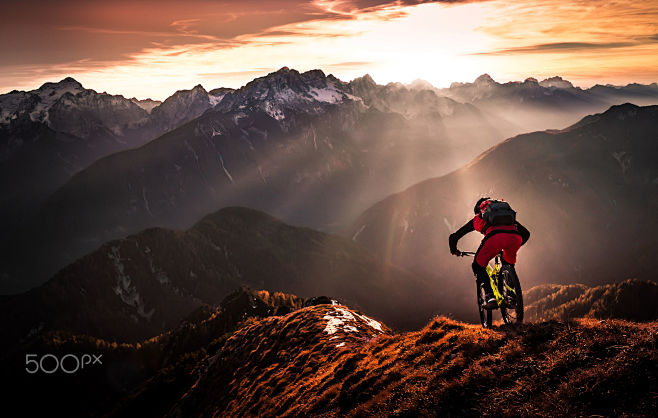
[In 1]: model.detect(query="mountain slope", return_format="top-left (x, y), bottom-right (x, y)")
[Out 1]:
top-left (0, 207), bottom-right (434, 343)
top-left (172, 305), bottom-right (658, 417)
top-left (525, 279), bottom-right (658, 322)
top-left (0, 78), bottom-right (150, 231)
top-left (148, 84), bottom-right (229, 134)
top-left (349, 103), bottom-right (658, 320)
top-left (1, 287), bottom-right (304, 418)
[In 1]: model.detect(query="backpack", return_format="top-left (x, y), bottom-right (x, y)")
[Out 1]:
top-left (481, 200), bottom-right (516, 227)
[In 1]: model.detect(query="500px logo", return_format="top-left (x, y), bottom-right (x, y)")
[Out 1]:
top-left (25, 354), bottom-right (103, 374)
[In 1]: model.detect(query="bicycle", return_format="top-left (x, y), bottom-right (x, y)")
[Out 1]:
top-left (460, 251), bottom-right (524, 328)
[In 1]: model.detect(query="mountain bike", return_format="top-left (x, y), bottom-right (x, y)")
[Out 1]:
top-left (460, 251), bottom-right (524, 328)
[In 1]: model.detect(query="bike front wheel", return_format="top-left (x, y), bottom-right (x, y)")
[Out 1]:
top-left (499, 266), bottom-right (523, 324)
top-left (477, 282), bottom-right (493, 328)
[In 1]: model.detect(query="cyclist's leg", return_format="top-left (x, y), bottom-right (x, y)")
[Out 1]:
top-left (474, 235), bottom-right (504, 268)
top-left (473, 238), bottom-right (501, 300)
top-left (501, 234), bottom-right (523, 270)
top-left (501, 258), bottom-right (518, 278)
top-left (471, 261), bottom-right (492, 292)
top-left (501, 235), bottom-right (522, 264)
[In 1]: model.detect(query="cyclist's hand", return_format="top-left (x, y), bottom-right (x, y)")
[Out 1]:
top-left (452, 249), bottom-right (462, 257)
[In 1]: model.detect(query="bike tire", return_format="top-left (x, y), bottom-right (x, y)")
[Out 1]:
top-left (477, 282), bottom-right (493, 328)
top-left (500, 266), bottom-right (524, 324)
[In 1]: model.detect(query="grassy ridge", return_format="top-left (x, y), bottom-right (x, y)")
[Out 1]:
top-left (175, 305), bottom-right (658, 417)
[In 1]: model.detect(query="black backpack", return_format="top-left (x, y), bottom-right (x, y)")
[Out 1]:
top-left (481, 200), bottom-right (516, 227)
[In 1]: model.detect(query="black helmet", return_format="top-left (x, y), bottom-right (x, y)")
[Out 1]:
top-left (474, 197), bottom-right (490, 215)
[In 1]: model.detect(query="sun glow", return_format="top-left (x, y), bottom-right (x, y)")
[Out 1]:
top-left (70, 2), bottom-right (499, 99)
top-left (2, 0), bottom-right (657, 99)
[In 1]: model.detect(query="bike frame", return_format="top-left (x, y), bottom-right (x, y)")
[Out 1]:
top-left (486, 261), bottom-right (503, 307)
top-left (488, 255), bottom-right (519, 307)
top-left (461, 252), bottom-right (516, 309)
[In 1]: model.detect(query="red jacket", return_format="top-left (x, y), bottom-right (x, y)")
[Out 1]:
top-left (449, 215), bottom-right (530, 254)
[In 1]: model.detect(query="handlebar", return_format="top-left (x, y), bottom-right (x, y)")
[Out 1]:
top-left (458, 251), bottom-right (506, 261)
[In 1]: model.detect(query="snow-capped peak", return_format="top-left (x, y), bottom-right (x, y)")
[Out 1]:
top-left (217, 67), bottom-right (361, 122)
top-left (0, 77), bottom-right (86, 125)
top-left (539, 76), bottom-right (574, 89)
top-left (35, 77), bottom-right (86, 109)
top-left (38, 77), bottom-right (84, 92)
top-left (208, 87), bottom-right (233, 107)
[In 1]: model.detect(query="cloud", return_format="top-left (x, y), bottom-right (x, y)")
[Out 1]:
top-left (325, 61), bottom-right (374, 67)
top-left (196, 69), bottom-right (277, 78)
top-left (333, 0), bottom-right (489, 12)
top-left (0, 0), bottom-right (491, 72)
top-left (472, 41), bottom-right (639, 55)
top-left (0, 1), bottom-right (319, 67)
top-left (1, 0), bottom-right (656, 98)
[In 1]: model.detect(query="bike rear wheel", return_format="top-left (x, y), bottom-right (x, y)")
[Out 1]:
top-left (499, 266), bottom-right (523, 324)
top-left (477, 282), bottom-right (493, 328)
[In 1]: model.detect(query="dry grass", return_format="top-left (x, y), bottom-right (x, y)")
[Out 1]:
top-left (2, 287), bottom-right (304, 417)
top-left (173, 305), bottom-right (658, 417)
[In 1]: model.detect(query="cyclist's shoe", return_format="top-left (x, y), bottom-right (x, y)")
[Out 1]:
top-left (482, 293), bottom-right (497, 309)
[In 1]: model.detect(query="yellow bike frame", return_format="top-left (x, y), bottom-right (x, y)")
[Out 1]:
top-left (486, 263), bottom-right (516, 307)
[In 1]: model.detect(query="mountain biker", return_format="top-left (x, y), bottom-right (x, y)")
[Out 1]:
top-left (449, 197), bottom-right (530, 309)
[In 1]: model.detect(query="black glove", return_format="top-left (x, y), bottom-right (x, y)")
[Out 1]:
top-left (452, 249), bottom-right (462, 257)
top-left (448, 233), bottom-right (459, 255)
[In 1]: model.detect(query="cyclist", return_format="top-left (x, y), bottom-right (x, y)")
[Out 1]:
top-left (449, 197), bottom-right (530, 308)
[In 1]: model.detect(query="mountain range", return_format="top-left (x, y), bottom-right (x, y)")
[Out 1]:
top-left (439, 74), bottom-right (658, 132)
top-left (3, 69), bottom-right (658, 293)
top-left (0, 206), bottom-right (434, 345)
top-left (0, 68), bottom-right (504, 292)
top-left (0, 78), bottom-right (227, 236)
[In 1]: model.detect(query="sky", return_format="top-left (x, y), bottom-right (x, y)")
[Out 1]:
top-left (1, 0), bottom-right (657, 100)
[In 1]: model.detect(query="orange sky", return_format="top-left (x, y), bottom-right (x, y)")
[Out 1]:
top-left (1, 0), bottom-right (657, 100)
